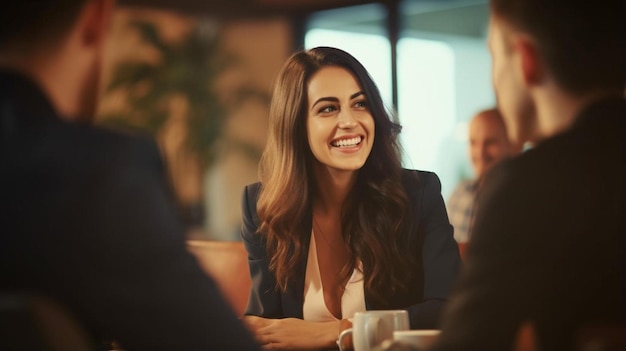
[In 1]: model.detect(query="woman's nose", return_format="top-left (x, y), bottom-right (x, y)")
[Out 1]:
top-left (337, 110), bottom-right (358, 129)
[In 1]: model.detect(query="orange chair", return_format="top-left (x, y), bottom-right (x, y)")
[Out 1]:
top-left (186, 240), bottom-right (251, 316)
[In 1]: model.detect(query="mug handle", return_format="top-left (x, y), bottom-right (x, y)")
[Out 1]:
top-left (337, 328), bottom-right (353, 351)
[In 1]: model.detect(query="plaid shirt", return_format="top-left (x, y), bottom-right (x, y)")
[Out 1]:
top-left (447, 179), bottom-right (479, 244)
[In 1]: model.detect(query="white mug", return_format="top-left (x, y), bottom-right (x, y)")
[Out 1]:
top-left (338, 310), bottom-right (410, 351)
top-left (393, 330), bottom-right (441, 350)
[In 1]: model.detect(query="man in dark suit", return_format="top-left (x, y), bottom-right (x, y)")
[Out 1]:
top-left (432, 0), bottom-right (625, 350)
top-left (0, 0), bottom-right (260, 350)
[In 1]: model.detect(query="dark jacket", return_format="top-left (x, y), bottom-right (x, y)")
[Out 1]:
top-left (0, 70), bottom-right (261, 351)
top-left (433, 98), bottom-right (626, 350)
top-left (241, 170), bottom-right (461, 329)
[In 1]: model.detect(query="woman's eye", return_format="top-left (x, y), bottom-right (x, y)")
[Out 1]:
top-left (354, 100), bottom-right (368, 109)
top-left (319, 105), bottom-right (337, 114)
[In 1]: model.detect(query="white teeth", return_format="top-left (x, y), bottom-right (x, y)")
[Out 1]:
top-left (332, 136), bottom-right (362, 148)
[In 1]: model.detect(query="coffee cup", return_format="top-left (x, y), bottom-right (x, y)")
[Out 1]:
top-left (337, 310), bottom-right (410, 351)
top-left (392, 330), bottom-right (440, 350)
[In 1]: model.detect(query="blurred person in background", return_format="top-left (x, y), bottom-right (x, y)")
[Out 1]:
top-left (240, 47), bottom-right (460, 350)
top-left (0, 0), bottom-right (260, 350)
top-left (447, 108), bottom-right (519, 245)
top-left (432, 0), bottom-right (625, 350)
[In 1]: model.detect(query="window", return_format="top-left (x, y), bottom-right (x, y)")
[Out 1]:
top-left (305, 0), bottom-right (494, 199)
top-left (399, 0), bottom-right (494, 198)
top-left (304, 4), bottom-right (392, 107)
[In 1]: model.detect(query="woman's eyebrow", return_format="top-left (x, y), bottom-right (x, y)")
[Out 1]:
top-left (351, 91), bottom-right (365, 99)
top-left (311, 91), bottom-right (366, 110)
top-left (311, 97), bottom-right (339, 110)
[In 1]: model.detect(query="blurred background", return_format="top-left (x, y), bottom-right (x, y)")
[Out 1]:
top-left (96, 0), bottom-right (494, 241)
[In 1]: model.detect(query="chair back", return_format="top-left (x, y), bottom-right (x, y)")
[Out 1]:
top-left (187, 240), bottom-right (251, 316)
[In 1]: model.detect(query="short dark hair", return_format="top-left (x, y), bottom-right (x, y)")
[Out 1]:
top-left (490, 0), bottom-right (625, 94)
top-left (0, 0), bottom-right (87, 50)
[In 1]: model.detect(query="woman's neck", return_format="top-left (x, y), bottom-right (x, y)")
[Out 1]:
top-left (312, 164), bottom-right (358, 215)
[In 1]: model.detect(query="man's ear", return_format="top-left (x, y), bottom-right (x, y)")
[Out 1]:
top-left (514, 321), bottom-right (538, 351)
top-left (513, 35), bottom-right (543, 87)
top-left (79, 0), bottom-right (116, 47)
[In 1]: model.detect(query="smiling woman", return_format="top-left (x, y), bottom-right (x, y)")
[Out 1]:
top-left (239, 47), bottom-right (461, 350)
top-left (306, 66), bottom-right (375, 172)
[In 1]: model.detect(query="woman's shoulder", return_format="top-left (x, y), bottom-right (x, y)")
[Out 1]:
top-left (401, 169), bottom-right (442, 190)
top-left (243, 182), bottom-right (262, 199)
top-left (241, 182), bottom-right (264, 245)
top-left (241, 182), bottom-right (262, 220)
top-left (400, 169), bottom-right (444, 210)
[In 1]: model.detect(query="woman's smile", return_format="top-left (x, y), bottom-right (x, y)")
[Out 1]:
top-left (330, 135), bottom-right (363, 148)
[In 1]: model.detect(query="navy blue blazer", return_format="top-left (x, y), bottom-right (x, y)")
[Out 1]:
top-left (0, 70), bottom-right (260, 351)
top-left (432, 98), bottom-right (626, 350)
top-left (241, 169), bottom-right (461, 329)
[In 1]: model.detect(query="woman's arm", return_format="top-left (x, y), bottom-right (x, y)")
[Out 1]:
top-left (242, 316), bottom-right (347, 350)
top-left (405, 172), bottom-right (461, 329)
top-left (240, 185), bottom-right (353, 350)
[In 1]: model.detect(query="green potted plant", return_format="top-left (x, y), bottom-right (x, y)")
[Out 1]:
top-left (100, 19), bottom-right (265, 227)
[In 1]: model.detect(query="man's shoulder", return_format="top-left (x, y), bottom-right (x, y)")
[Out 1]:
top-left (6, 119), bottom-right (162, 184)
top-left (62, 122), bottom-right (156, 154)
top-left (482, 104), bottom-right (625, 209)
top-left (502, 99), bottom-right (625, 180)
top-left (451, 179), bottom-right (478, 196)
top-left (447, 179), bottom-right (477, 212)
top-left (63, 121), bottom-right (158, 160)
top-left (536, 98), bottom-right (625, 161)
top-left (483, 146), bottom-right (554, 195)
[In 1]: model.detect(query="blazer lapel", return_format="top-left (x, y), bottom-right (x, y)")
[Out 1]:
top-left (281, 212), bottom-right (312, 318)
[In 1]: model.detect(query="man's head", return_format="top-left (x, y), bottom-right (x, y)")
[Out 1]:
top-left (0, 0), bottom-right (115, 120)
top-left (468, 108), bottom-right (517, 179)
top-left (0, 1), bottom-right (85, 51)
top-left (488, 0), bottom-right (624, 144)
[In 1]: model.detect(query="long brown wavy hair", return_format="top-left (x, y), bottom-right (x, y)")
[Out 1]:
top-left (257, 47), bottom-right (416, 307)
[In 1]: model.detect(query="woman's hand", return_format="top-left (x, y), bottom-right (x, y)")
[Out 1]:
top-left (242, 315), bottom-right (341, 350)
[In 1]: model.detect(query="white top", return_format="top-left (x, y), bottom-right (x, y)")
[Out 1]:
top-left (302, 230), bottom-right (366, 321)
